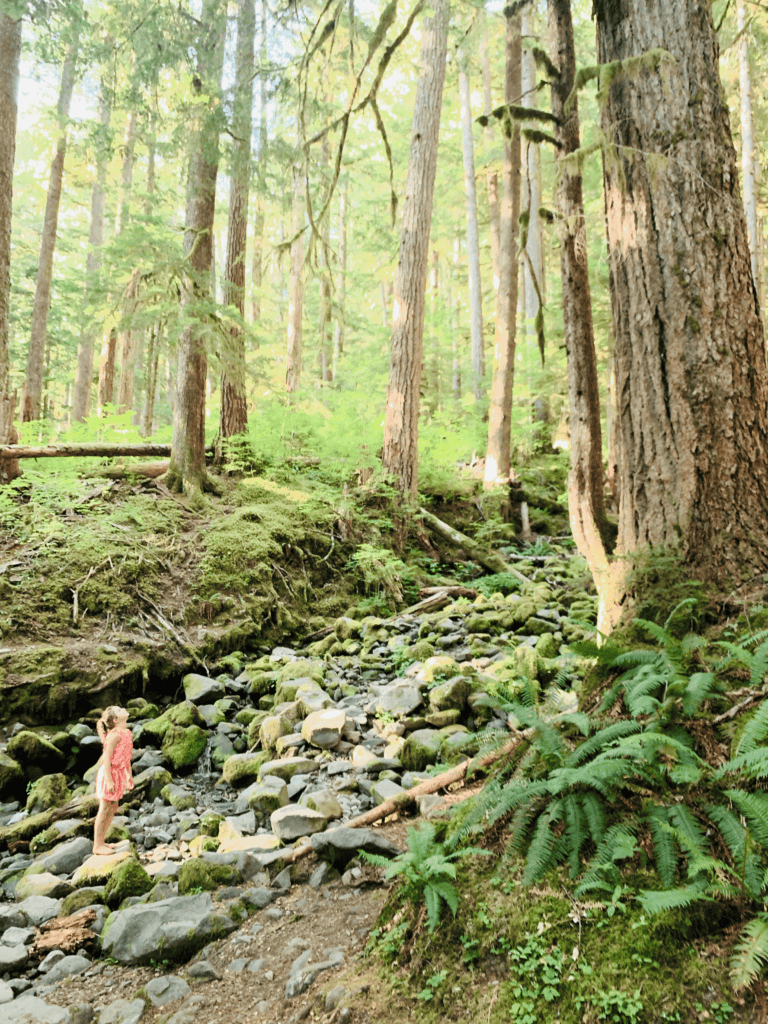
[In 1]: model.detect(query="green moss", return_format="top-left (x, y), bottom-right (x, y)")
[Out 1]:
top-left (61, 887), bottom-right (106, 916)
top-left (200, 812), bottom-right (225, 837)
top-left (177, 858), bottom-right (240, 895)
top-left (26, 773), bottom-right (72, 813)
top-left (103, 859), bottom-right (154, 907)
top-left (162, 724), bottom-right (208, 771)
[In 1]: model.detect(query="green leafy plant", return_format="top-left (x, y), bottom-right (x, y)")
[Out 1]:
top-left (474, 572), bottom-right (523, 598)
top-left (362, 821), bottom-right (488, 932)
top-left (416, 968), bottom-right (448, 1001)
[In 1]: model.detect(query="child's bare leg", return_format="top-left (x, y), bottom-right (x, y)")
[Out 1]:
top-left (93, 799), bottom-right (117, 854)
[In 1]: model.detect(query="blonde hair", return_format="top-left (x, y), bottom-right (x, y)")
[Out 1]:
top-left (97, 706), bottom-right (125, 741)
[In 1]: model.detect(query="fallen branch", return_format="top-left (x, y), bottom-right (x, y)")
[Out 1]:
top-left (419, 507), bottom-right (532, 584)
top-left (282, 735), bottom-right (525, 865)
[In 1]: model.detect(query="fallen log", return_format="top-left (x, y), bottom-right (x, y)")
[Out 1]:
top-left (282, 735), bottom-right (525, 865)
top-left (419, 507), bottom-right (532, 584)
top-left (92, 460), bottom-right (171, 479)
top-left (0, 443), bottom-right (194, 460)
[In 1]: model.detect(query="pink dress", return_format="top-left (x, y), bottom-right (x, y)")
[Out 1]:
top-left (95, 729), bottom-right (134, 802)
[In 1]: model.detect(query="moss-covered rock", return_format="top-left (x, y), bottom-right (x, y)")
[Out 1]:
top-left (177, 858), bottom-right (240, 895)
top-left (246, 711), bottom-right (271, 748)
top-left (161, 784), bottom-right (196, 811)
top-left (259, 714), bottom-right (294, 751)
top-left (72, 849), bottom-right (133, 888)
top-left (221, 750), bottom-right (271, 785)
top-left (428, 676), bottom-right (470, 713)
top-left (103, 858), bottom-right (154, 907)
top-left (162, 724), bottom-right (207, 771)
top-left (409, 640), bottom-right (435, 662)
top-left (133, 766), bottom-right (172, 801)
top-left (246, 671), bottom-right (278, 699)
top-left (200, 812), bottom-right (225, 837)
top-left (26, 773), bottom-right (72, 813)
top-left (295, 682), bottom-right (335, 716)
top-left (0, 751), bottom-right (24, 798)
top-left (246, 781), bottom-right (289, 816)
top-left (143, 701), bottom-right (205, 746)
top-left (210, 732), bottom-right (236, 768)
top-left (277, 658), bottom-right (325, 687)
top-left (400, 729), bottom-right (444, 772)
top-left (6, 730), bottom-right (64, 775)
top-left (61, 887), bottom-right (105, 917)
top-left (235, 707), bottom-right (260, 727)
top-left (189, 835), bottom-right (220, 856)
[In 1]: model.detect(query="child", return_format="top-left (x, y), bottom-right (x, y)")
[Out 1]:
top-left (92, 706), bottom-right (134, 856)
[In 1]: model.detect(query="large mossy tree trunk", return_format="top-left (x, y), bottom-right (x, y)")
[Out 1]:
top-left (167, 0), bottom-right (226, 495)
top-left (381, 0), bottom-right (449, 498)
top-left (596, 0), bottom-right (768, 597)
top-left (0, 9), bottom-right (21, 484)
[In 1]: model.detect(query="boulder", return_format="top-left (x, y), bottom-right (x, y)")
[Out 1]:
top-left (60, 887), bottom-right (106, 917)
top-left (221, 751), bottom-right (270, 786)
top-left (100, 892), bottom-right (238, 965)
top-left (14, 872), bottom-right (73, 901)
top-left (299, 789), bottom-right (343, 820)
top-left (375, 683), bottom-right (423, 718)
top-left (217, 834), bottom-right (281, 855)
top-left (6, 731), bottom-right (63, 776)
top-left (16, 894), bottom-right (62, 926)
top-left (3, 994), bottom-right (69, 1023)
top-left (145, 975), bottom-right (191, 1007)
top-left (370, 779), bottom-right (406, 805)
top-left (196, 704), bottom-right (225, 728)
top-left (142, 701), bottom-right (205, 745)
top-left (270, 805), bottom-right (327, 842)
top-left (133, 766), bottom-right (173, 801)
top-left (259, 715), bottom-right (294, 751)
top-left (0, 752), bottom-right (24, 798)
top-left (400, 729), bottom-right (444, 771)
top-left (210, 733), bottom-right (236, 769)
top-left (161, 784), bottom-right (196, 811)
top-left (244, 780), bottom-right (289, 817)
top-left (276, 659), bottom-right (325, 688)
top-left (72, 849), bottom-right (133, 888)
top-left (182, 674), bottom-right (226, 705)
top-left (257, 757), bottom-right (320, 782)
top-left (43, 953), bottom-right (91, 984)
top-left (25, 773), bottom-right (72, 814)
top-left (428, 676), bottom-right (470, 713)
top-left (177, 859), bottom-right (240, 895)
top-left (200, 812), bottom-right (225, 837)
top-left (0, 943), bottom-right (30, 970)
top-left (419, 656), bottom-right (461, 684)
top-left (162, 725), bottom-right (207, 771)
top-left (28, 836), bottom-right (92, 877)
top-left (310, 826), bottom-right (402, 869)
top-left (295, 682), bottom-right (335, 717)
top-left (301, 709), bottom-right (346, 749)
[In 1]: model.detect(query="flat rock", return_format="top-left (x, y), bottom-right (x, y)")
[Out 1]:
top-left (310, 826), bottom-right (403, 869)
top-left (270, 805), bottom-right (327, 842)
top-left (182, 674), bottom-right (226, 705)
top-left (71, 848), bottom-right (132, 888)
top-left (43, 953), bottom-right (91, 984)
top-left (145, 975), bottom-right (191, 1006)
top-left (299, 789), bottom-right (343, 820)
top-left (217, 834), bottom-right (281, 855)
top-left (100, 892), bottom-right (238, 965)
top-left (97, 998), bottom-right (146, 1024)
top-left (14, 872), bottom-right (73, 901)
top-left (370, 779), bottom-right (406, 805)
top-left (258, 757), bottom-right (320, 782)
top-left (17, 895), bottom-right (62, 926)
top-left (3, 994), bottom-right (69, 1023)
top-left (375, 683), bottom-right (423, 718)
top-left (2, 925), bottom-right (35, 946)
top-left (0, 979), bottom-right (13, 1003)
top-left (0, 943), bottom-right (29, 970)
top-left (30, 836), bottom-right (93, 876)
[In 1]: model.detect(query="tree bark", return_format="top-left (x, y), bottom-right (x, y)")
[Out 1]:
top-left (480, 10), bottom-right (500, 291)
top-left (167, 0), bottom-right (226, 494)
top-left (74, 80), bottom-right (111, 422)
top-left (115, 111), bottom-right (139, 415)
top-left (521, 4), bottom-right (544, 355)
top-left (142, 324), bottom-right (161, 437)
top-left (285, 152), bottom-right (305, 393)
top-left (0, 10), bottom-right (21, 484)
top-left (381, 0), bottom-right (448, 498)
top-left (220, 0), bottom-right (255, 439)
top-left (451, 233), bottom-right (461, 402)
top-left (737, 0), bottom-right (759, 302)
top-left (24, 26), bottom-right (79, 422)
top-left (0, 443), bottom-right (199, 460)
top-left (250, 0), bottom-right (268, 328)
top-left (459, 62), bottom-right (485, 398)
top-left (595, 0), bottom-right (768, 595)
top-left (332, 178), bottom-right (348, 379)
top-left (548, 0), bottom-right (610, 619)
top-left (484, 12), bottom-right (521, 488)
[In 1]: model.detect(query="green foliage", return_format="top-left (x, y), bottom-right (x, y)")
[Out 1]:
top-left (361, 821), bottom-right (488, 932)
top-left (346, 543), bottom-right (418, 605)
top-left (474, 572), bottom-right (523, 598)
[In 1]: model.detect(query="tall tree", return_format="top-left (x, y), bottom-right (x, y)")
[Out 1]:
top-left (115, 109), bottom-right (139, 415)
top-left (220, 0), bottom-right (255, 439)
top-left (381, 0), bottom-right (449, 497)
top-left (521, 4), bottom-right (544, 353)
top-left (484, 12), bottom-right (521, 488)
top-left (479, 11), bottom-right (500, 290)
top-left (458, 57), bottom-right (484, 399)
top-left (285, 143), bottom-right (305, 393)
top-left (23, 19), bottom-right (79, 422)
top-left (332, 177), bottom-right (348, 379)
top-left (0, 7), bottom-right (21, 483)
top-left (167, 0), bottom-right (226, 493)
top-left (548, 0), bottom-right (608, 607)
top-left (250, 0), bottom-right (268, 327)
top-left (73, 79), bottom-right (111, 422)
top-left (595, 0), bottom-right (768, 611)
top-left (737, 0), bottom-right (759, 305)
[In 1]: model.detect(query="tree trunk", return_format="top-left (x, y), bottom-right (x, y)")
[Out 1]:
top-left (737, 0), bottom-right (759, 301)
top-left (74, 80), bottom-right (111, 422)
top-left (451, 233), bottom-right (461, 402)
top-left (480, 10), bottom-right (500, 291)
top-left (484, 13), bottom-right (521, 488)
top-left (115, 111), bottom-right (139, 415)
top-left (521, 4), bottom-right (544, 357)
top-left (548, 0), bottom-right (609, 588)
top-left (24, 26), bottom-right (79, 422)
top-left (317, 130), bottom-right (332, 383)
top-left (220, 0), bottom-right (255, 439)
top-left (332, 178), bottom-right (348, 379)
top-left (250, 0), bottom-right (268, 328)
top-left (595, 0), bottom-right (768, 597)
top-left (0, 11), bottom-right (21, 483)
top-left (285, 152), bottom-right (305, 393)
top-left (167, 0), bottom-right (226, 494)
top-left (142, 324), bottom-right (161, 437)
top-left (381, 0), bottom-right (448, 498)
top-left (459, 62), bottom-right (485, 399)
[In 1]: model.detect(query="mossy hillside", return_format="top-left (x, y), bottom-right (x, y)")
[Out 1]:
top-left (366, 856), bottom-right (743, 1024)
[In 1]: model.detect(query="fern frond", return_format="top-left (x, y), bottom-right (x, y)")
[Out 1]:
top-left (563, 794), bottom-right (588, 877)
top-left (749, 638), bottom-right (768, 689)
top-left (668, 804), bottom-right (708, 856)
top-left (736, 702), bottom-right (768, 757)
top-left (429, 879), bottom-right (459, 917)
top-left (682, 672), bottom-right (717, 716)
top-left (561, 720), bottom-right (643, 769)
top-left (611, 649), bottom-right (661, 668)
top-left (716, 747), bottom-right (768, 780)
top-left (521, 801), bottom-right (562, 885)
top-left (579, 792), bottom-right (607, 846)
top-left (594, 822), bottom-right (637, 865)
top-left (726, 790), bottom-right (768, 847)
top-left (555, 712), bottom-right (591, 736)
top-left (637, 881), bottom-right (711, 914)
top-left (643, 805), bottom-right (678, 888)
top-left (662, 598), bottom-right (698, 634)
top-left (730, 915), bottom-right (768, 991)
top-left (508, 795), bottom-right (547, 852)
top-left (681, 633), bottom-right (708, 656)
top-left (424, 883), bottom-right (440, 931)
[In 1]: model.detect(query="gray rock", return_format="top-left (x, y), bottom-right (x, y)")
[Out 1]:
top-left (270, 805), bottom-right (327, 842)
top-left (65, 1004), bottom-right (94, 1024)
top-left (145, 975), bottom-right (191, 1006)
top-left (247, 957), bottom-right (266, 973)
top-left (258, 757), bottom-right (320, 782)
top-left (0, 979), bottom-right (13, 1004)
top-left (3, 995), bottom-right (69, 1023)
top-left (97, 998), bottom-right (146, 1024)
top-left (226, 957), bottom-right (249, 974)
top-left (100, 893), bottom-right (238, 965)
top-left (308, 862), bottom-right (335, 889)
top-left (325, 985), bottom-right (346, 1012)
top-left (0, 943), bottom-right (30, 971)
top-left (242, 887), bottom-right (276, 910)
top-left (370, 779), bottom-right (405, 805)
top-left (2, 925), bottom-right (35, 946)
top-left (44, 955), bottom-right (92, 984)
top-left (186, 960), bottom-right (220, 982)
top-left (31, 837), bottom-right (93, 877)
top-left (310, 826), bottom-right (402, 869)
top-left (39, 949), bottom-right (67, 973)
top-left (0, 905), bottom-right (28, 933)
top-left (17, 895), bottom-right (62, 926)
top-left (182, 674), bottom-right (226, 705)
top-left (375, 683), bottom-right (422, 718)
top-left (272, 867), bottom-right (291, 891)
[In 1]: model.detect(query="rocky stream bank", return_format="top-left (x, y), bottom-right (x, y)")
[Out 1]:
top-left (0, 545), bottom-right (595, 1024)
